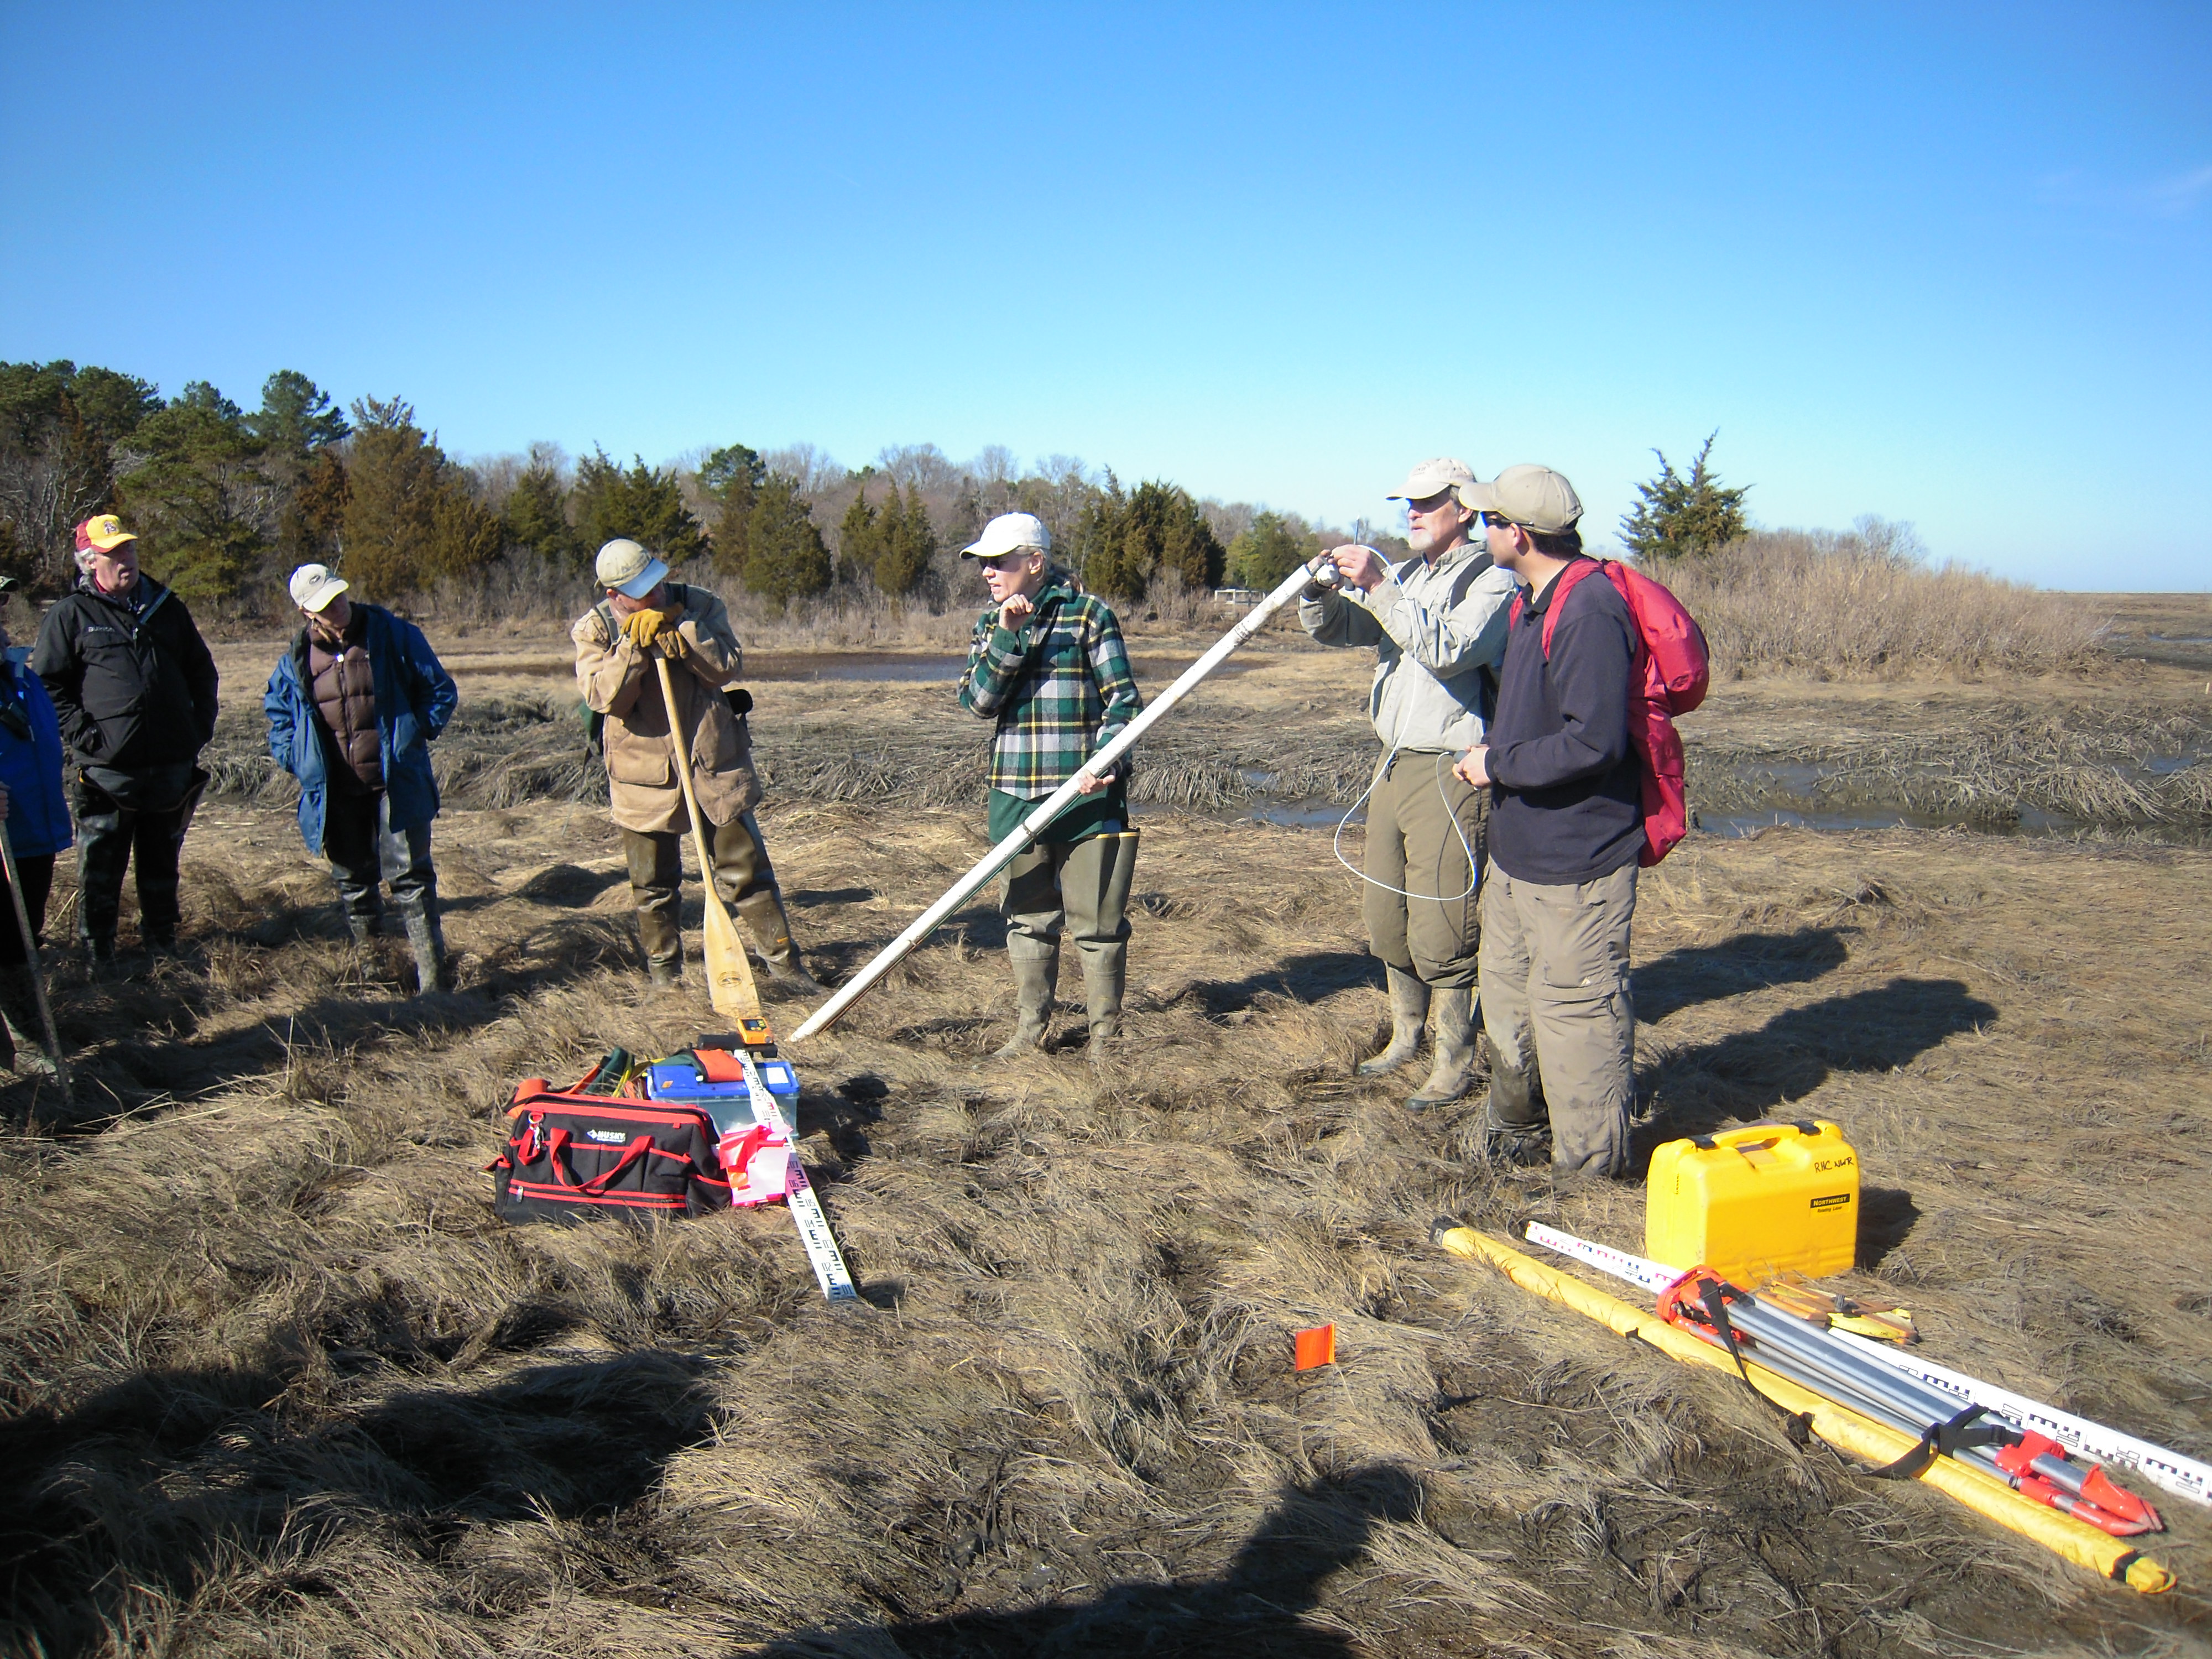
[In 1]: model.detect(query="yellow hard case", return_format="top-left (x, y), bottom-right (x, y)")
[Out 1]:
top-left (1645, 1118), bottom-right (1860, 1283)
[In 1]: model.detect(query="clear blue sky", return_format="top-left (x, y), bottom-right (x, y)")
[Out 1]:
top-left (5, 3), bottom-right (2207, 588)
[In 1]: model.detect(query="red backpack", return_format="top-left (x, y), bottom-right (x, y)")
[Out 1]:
top-left (1507, 560), bottom-right (1709, 867)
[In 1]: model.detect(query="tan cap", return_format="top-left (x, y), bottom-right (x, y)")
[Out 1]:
top-left (288, 563), bottom-right (350, 613)
top-left (961, 512), bottom-right (1051, 560)
top-left (594, 537), bottom-right (669, 598)
top-left (1386, 457), bottom-right (1477, 503)
top-left (1458, 465), bottom-right (1583, 534)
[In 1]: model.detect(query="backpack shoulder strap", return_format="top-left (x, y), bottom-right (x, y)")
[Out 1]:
top-left (1537, 558), bottom-right (1604, 659)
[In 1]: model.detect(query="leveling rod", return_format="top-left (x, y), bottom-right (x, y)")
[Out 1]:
top-left (787, 556), bottom-right (1330, 1045)
top-left (1526, 1223), bottom-right (2208, 1510)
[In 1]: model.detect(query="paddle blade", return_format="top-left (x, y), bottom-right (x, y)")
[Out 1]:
top-left (701, 888), bottom-right (761, 1019)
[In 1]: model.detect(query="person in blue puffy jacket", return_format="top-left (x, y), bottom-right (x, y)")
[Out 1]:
top-left (264, 565), bottom-right (458, 992)
top-left (0, 576), bottom-right (72, 1072)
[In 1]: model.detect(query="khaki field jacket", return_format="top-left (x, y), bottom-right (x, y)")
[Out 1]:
top-left (572, 584), bottom-right (763, 834)
top-left (1298, 542), bottom-right (1517, 753)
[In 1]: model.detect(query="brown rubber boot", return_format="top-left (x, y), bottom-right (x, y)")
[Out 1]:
top-left (737, 888), bottom-right (821, 992)
top-left (1359, 966), bottom-right (1429, 1076)
top-left (994, 950), bottom-right (1056, 1057)
top-left (1406, 987), bottom-right (1478, 1110)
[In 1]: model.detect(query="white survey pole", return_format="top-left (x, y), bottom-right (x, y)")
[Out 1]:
top-left (787, 557), bottom-right (1331, 1044)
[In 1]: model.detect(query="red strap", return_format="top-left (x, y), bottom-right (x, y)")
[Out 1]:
top-left (570, 1133), bottom-right (682, 1195)
top-left (693, 1047), bottom-right (745, 1083)
top-left (1536, 557), bottom-right (1605, 660)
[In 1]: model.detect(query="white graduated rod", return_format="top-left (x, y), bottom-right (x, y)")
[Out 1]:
top-left (787, 557), bottom-right (1328, 1045)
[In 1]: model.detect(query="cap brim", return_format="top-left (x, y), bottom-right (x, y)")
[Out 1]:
top-left (1453, 481), bottom-right (1500, 512)
top-left (87, 531), bottom-right (138, 550)
top-left (613, 559), bottom-right (670, 598)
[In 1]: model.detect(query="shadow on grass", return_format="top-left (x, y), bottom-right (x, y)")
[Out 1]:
top-left (758, 1462), bottom-right (1422, 1658)
top-left (1634, 975), bottom-right (1997, 1172)
top-left (1177, 950), bottom-right (1382, 1018)
top-left (1634, 926), bottom-right (1853, 1026)
top-left (0, 1352), bottom-right (718, 1659)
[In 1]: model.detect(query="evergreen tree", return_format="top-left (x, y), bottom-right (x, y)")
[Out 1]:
top-left (701, 441), bottom-right (765, 576)
top-left (247, 369), bottom-right (350, 456)
top-left (571, 447), bottom-right (708, 565)
top-left (838, 483), bottom-right (883, 586)
top-left (502, 455), bottom-right (580, 566)
top-left (1226, 511), bottom-right (1310, 589)
top-left (0, 361), bottom-right (162, 587)
top-left (342, 396), bottom-right (446, 594)
top-left (873, 479), bottom-right (935, 597)
top-left (426, 483), bottom-right (505, 583)
top-left (115, 381), bottom-right (272, 603)
top-left (743, 473), bottom-right (832, 609)
top-left (281, 448), bottom-right (350, 567)
top-left (1620, 432), bottom-right (1750, 560)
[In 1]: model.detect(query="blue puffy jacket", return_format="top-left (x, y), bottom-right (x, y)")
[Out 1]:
top-left (0, 650), bottom-right (73, 858)
top-left (264, 605), bottom-right (458, 854)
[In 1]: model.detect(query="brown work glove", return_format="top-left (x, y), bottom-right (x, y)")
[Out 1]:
top-left (619, 607), bottom-right (667, 649)
top-left (656, 621), bottom-right (692, 662)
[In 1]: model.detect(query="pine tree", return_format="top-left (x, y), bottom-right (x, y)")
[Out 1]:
top-left (743, 473), bottom-right (832, 609)
top-left (342, 396), bottom-right (446, 595)
top-left (503, 455), bottom-right (580, 566)
top-left (702, 441), bottom-right (765, 577)
top-left (1226, 511), bottom-right (1309, 589)
top-left (115, 382), bottom-right (272, 604)
top-left (572, 448), bottom-right (708, 565)
top-left (247, 370), bottom-right (350, 457)
top-left (1620, 433), bottom-right (1750, 560)
top-left (838, 483), bottom-right (882, 586)
top-left (873, 480), bottom-right (935, 597)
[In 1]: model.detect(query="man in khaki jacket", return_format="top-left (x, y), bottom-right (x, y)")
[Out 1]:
top-left (572, 538), bottom-right (815, 990)
top-left (1301, 458), bottom-right (1517, 1109)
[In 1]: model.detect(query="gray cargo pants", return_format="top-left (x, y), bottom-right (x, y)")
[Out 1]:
top-left (1477, 861), bottom-right (1637, 1176)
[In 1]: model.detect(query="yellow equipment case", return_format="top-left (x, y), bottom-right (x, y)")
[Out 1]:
top-left (1645, 1118), bottom-right (1860, 1283)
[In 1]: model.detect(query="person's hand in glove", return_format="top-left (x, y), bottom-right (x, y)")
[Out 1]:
top-left (620, 607), bottom-right (667, 650)
top-left (656, 623), bottom-right (692, 662)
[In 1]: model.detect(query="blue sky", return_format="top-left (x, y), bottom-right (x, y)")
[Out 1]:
top-left (4, 3), bottom-right (2207, 588)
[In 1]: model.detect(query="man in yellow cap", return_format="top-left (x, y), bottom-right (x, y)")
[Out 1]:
top-left (572, 537), bottom-right (815, 990)
top-left (31, 515), bottom-right (219, 965)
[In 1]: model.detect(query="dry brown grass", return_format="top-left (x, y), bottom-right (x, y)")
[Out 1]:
top-left (2, 780), bottom-right (2208, 1656)
top-left (1657, 532), bottom-right (2112, 680)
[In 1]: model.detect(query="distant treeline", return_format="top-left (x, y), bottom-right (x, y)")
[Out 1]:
top-left (0, 361), bottom-right (1390, 615)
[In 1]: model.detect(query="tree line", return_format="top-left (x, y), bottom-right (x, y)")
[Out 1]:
top-left (0, 359), bottom-right (1387, 617)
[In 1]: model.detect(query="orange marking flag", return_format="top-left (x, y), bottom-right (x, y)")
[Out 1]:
top-left (1292, 1323), bottom-right (1337, 1370)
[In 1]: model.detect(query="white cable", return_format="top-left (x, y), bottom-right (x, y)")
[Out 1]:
top-left (1317, 554), bottom-right (1480, 905)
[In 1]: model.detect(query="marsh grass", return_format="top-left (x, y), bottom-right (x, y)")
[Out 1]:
top-left (1658, 531), bottom-right (2111, 679)
top-left (2, 796), bottom-right (2206, 1656)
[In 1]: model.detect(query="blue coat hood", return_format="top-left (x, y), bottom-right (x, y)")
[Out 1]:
top-left (264, 605), bottom-right (457, 853)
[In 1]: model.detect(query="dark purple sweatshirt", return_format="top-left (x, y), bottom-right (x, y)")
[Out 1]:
top-left (1485, 559), bottom-right (1645, 884)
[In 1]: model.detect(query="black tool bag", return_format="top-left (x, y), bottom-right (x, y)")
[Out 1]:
top-left (490, 1076), bottom-right (732, 1224)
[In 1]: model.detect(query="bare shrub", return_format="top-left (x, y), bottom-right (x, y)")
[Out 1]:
top-left (1656, 519), bottom-right (2109, 678)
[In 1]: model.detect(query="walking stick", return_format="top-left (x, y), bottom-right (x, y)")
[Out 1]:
top-left (653, 649), bottom-right (763, 1021)
top-left (0, 820), bottom-right (69, 1094)
top-left (786, 556), bottom-right (1332, 1045)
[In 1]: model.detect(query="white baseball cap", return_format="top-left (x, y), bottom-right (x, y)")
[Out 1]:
top-left (289, 564), bottom-right (350, 613)
top-left (961, 512), bottom-right (1051, 561)
top-left (1458, 465), bottom-right (1584, 534)
top-left (594, 538), bottom-right (670, 598)
top-left (1386, 458), bottom-right (1478, 503)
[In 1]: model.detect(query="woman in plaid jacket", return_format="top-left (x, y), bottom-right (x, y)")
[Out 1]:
top-left (958, 513), bottom-right (1143, 1061)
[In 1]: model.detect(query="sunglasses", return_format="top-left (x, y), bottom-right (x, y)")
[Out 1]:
top-left (1406, 494), bottom-right (1460, 516)
top-left (981, 553), bottom-right (1034, 573)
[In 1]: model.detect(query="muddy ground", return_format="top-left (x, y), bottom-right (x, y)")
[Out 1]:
top-left (2, 621), bottom-right (2209, 1656)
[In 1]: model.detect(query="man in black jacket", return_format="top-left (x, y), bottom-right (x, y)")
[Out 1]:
top-left (31, 515), bottom-right (220, 962)
top-left (1451, 467), bottom-right (1639, 1177)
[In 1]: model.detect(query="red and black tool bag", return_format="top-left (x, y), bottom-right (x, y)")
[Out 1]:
top-left (490, 1074), bottom-right (732, 1224)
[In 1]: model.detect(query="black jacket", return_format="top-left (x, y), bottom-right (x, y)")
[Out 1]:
top-left (30, 576), bottom-right (221, 771)
top-left (1485, 558), bottom-right (1645, 884)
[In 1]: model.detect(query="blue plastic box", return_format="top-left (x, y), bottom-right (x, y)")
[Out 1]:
top-left (646, 1057), bottom-right (799, 1137)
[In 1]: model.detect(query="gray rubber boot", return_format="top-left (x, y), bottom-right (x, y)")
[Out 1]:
top-left (1081, 946), bottom-right (1126, 1056)
top-left (1358, 966), bottom-right (1430, 1076)
top-left (402, 907), bottom-right (448, 995)
top-left (993, 950), bottom-right (1056, 1057)
top-left (1480, 1061), bottom-right (1551, 1162)
top-left (1406, 987), bottom-right (1478, 1111)
top-left (346, 913), bottom-right (378, 946)
top-left (0, 969), bottom-right (55, 1076)
top-left (648, 957), bottom-right (682, 989)
top-left (737, 888), bottom-right (821, 992)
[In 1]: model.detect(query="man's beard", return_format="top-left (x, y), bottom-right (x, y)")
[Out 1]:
top-left (1407, 524), bottom-right (1437, 555)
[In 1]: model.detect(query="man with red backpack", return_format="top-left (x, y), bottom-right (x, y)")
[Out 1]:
top-left (1452, 466), bottom-right (1641, 1177)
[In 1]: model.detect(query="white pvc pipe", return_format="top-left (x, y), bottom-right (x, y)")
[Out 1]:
top-left (787, 557), bottom-right (1327, 1044)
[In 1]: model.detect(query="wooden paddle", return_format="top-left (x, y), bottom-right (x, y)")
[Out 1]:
top-left (654, 649), bottom-right (761, 1020)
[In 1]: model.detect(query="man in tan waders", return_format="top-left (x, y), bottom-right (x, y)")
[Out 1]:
top-left (1301, 460), bottom-right (1517, 1109)
top-left (957, 513), bottom-right (1143, 1061)
top-left (573, 538), bottom-right (817, 990)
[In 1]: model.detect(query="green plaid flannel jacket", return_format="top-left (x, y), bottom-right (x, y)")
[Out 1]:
top-left (959, 572), bottom-right (1142, 799)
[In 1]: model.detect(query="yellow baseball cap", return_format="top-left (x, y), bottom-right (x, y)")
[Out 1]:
top-left (75, 514), bottom-right (138, 552)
